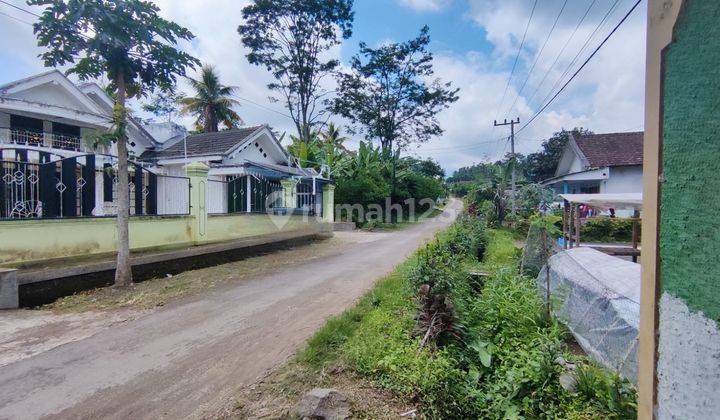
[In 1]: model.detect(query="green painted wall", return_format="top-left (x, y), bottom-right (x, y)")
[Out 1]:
top-left (0, 161), bottom-right (334, 266)
top-left (0, 216), bottom-right (194, 265)
top-left (205, 213), bottom-right (330, 242)
top-left (0, 213), bottom-right (330, 266)
top-left (660, 0), bottom-right (720, 321)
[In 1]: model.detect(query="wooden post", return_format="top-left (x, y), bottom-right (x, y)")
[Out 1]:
top-left (562, 200), bottom-right (569, 249)
top-left (543, 228), bottom-right (551, 319)
top-left (575, 204), bottom-right (581, 247)
top-left (568, 204), bottom-right (575, 248)
top-left (638, 2), bottom-right (684, 418)
top-left (632, 210), bottom-right (640, 263)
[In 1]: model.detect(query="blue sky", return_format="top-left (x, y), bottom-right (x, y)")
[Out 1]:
top-left (344, 0), bottom-right (493, 60)
top-left (0, 0), bottom-right (647, 174)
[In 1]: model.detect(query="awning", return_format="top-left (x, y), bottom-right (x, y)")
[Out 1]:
top-left (559, 193), bottom-right (642, 211)
top-left (209, 161), bottom-right (332, 182)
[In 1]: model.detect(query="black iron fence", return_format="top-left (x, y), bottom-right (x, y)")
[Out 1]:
top-left (221, 175), bottom-right (283, 214)
top-left (0, 148), bottom-right (189, 219)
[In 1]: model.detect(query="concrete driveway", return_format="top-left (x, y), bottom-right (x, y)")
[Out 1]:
top-left (0, 199), bottom-right (460, 419)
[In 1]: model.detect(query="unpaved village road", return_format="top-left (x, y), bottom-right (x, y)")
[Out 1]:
top-left (0, 200), bottom-right (460, 419)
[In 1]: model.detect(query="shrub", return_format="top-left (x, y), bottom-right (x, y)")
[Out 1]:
top-left (581, 217), bottom-right (639, 242)
top-left (480, 200), bottom-right (497, 227)
top-left (309, 216), bottom-right (636, 419)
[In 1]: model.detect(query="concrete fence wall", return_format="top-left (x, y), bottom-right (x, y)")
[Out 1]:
top-left (0, 215), bottom-right (194, 265)
top-left (0, 162), bottom-right (334, 266)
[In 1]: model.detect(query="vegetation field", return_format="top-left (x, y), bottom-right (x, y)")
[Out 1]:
top-left (233, 212), bottom-right (636, 418)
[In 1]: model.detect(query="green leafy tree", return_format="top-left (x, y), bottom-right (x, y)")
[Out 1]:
top-left (401, 156), bottom-right (445, 179)
top-left (332, 26), bottom-right (459, 151)
top-left (318, 122), bottom-right (349, 175)
top-left (31, 0), bottom-right (198, 286)
top-left (179, 65), bottom-right (241, 132)
top-left (142, 87), bottom-right (182, 122)
top-left (238, 0), bottom-right (354, 143)
top-left (520, 128), bottom-right (591, 182)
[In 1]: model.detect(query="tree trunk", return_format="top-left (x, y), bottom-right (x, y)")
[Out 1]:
top-left (114, 73), bottom-right (133, 287)
top-left (390, 140), bottom-right (397, 224)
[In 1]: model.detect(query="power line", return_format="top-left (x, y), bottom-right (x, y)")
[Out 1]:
top-left (0, 0), bottom-right (39, 17)
top-left (0, 8), bottom-right (32, 25)
top-left (506, 0), bottom-right (569, 116)
top-left (516, 0), bottom-right (643, 135)
top-left (524, 0), bottom-right (598, 107)
top-left (492, 0), bottom-right (538, 129)
top-left (535, 0), bottom-right (622, 111)
top-left (231, 95), bottom-right (292, 120)
top-left (417, 136), bottom-right (509, 152)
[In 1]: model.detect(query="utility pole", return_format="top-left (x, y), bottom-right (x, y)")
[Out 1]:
top-left (494, 117), bottom-right (520, 216)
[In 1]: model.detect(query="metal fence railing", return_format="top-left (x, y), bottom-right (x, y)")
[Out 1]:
top-left (0, 147), bottom-right (190, 219)
top-left (0, 129), bottom-right (84, 152)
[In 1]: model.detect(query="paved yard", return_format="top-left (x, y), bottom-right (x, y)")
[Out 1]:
top-left (0, 200), bottom-right (459, 419)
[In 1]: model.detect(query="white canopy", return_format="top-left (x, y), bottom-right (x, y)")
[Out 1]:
top-left (559, 193), bottom-right (643, 211)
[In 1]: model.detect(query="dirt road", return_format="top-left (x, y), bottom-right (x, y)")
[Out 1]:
top-left (0, 200), bottom-right (460, 419)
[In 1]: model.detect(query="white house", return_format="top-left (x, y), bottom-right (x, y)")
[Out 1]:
top-left (0, 71), bottom-right (329, 220)
top-left (543, 131), bottom-right (644, 195)
top-left (0, 70), bottom-right (158, 157)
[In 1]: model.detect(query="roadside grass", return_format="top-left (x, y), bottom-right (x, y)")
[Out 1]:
top-left (225, 258), bottom-right (419, 418)
top-left (483, 228), bottom-right (523, 268)
top-left (362, 206), bottom-right (443, 231)
top-left (233, 217), bottom-right (636, 418)
top-left (297, 260), bottom-right (415, 368)
top-left (42, 237), bottom-right (344, 313)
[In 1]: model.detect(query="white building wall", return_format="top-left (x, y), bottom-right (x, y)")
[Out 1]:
top-left (600, 165), bottom-right (643, 194)
top-left (226, 132), bottom-right (286, 165)
top-left (9, 84), bottom-right (93, 111)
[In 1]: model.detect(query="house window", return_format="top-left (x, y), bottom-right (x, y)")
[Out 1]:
top-left (581, 185), bottom-right (600, 194)
top-left (52, 122), bottom-right (81, 137)
top-left (9, 115), bottom-right (44, 146)
top-left (52, 122), bottom-right (82, 150)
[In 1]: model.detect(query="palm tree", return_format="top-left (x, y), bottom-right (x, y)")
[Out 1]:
top-left (179, 65), bottom-right (242, 132)
top-left (320, 122), bottom-right (349, 151)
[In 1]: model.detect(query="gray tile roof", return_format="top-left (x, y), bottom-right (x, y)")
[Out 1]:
top-left (141, 125), bottom-right (265, 160)
top-left (575, 131), bottom-right (644, 168)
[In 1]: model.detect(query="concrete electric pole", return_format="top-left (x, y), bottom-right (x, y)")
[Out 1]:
top-left (493, 117), bottom-right (520, 215)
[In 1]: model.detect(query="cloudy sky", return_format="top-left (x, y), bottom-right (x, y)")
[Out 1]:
top-left (0, 0), bottom-right (646, 174)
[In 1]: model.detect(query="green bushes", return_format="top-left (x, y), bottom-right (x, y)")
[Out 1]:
top-left (297, 212), bottom-right (636, 418)
top-left (581, 217), bottom-right (639, 242)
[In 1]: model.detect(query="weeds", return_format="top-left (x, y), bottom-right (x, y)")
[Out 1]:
top-left (292, 212), bottom-right (636, 418)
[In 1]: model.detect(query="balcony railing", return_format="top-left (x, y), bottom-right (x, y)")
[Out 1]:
top-left (50, 132), bottom-right (83, 151)
top-left (0, 129), bottom-right (84, 152)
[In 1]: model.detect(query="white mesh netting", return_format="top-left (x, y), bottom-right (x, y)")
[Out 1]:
top-left (537, 247), bottom-right (640, 382)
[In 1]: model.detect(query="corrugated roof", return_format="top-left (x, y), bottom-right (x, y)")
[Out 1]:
top-left (141, 125), bottom-right (265, 160)
top-left (574, 131), bottom-right (643, 167)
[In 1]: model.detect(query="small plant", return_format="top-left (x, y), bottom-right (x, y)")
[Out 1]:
top-left (415, 284), bottom-right (462, 349)
top-left (575, 363), bottom-right (637, 418)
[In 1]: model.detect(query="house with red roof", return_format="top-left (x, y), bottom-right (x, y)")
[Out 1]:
top-left (542, 131), bottom-right (643, 195)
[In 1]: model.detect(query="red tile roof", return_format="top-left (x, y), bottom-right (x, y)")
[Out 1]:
top-left (574, 131), bottom-right (643, 167)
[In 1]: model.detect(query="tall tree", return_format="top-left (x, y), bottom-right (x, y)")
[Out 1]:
top-left (31, 0), bottom-right (198, 286)
top-left (402, 156), bottom-right (445, 179)
top-left (179, 65), bottom-right (242, 133)
top-left (238, 0), bottom-right (354, 143)
top-left (521, 128), bottom-right (591, 182)
top-left (333, 25), bottom-right (457, 217)
top-left (332, 26), bottom-right (459, 152)
top-left (142, 88), bottom-right (182, 122)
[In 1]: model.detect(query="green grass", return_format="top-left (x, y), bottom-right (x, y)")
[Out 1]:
top-left (283, 222), bottom-right (635, 418)
top-left (361, 206), bottom-right (444, 231)
top-left (483, 228), bottom-right (522, 268)
top-left (297, 260), bottom-right (415, 367)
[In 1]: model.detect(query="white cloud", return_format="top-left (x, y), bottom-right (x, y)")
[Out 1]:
top-left (407, 0), bottom-right (647, 173)
top-left (0, 0), bottom-right (647, 174)
top-left (397, 0), bottom-right (450, 12)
